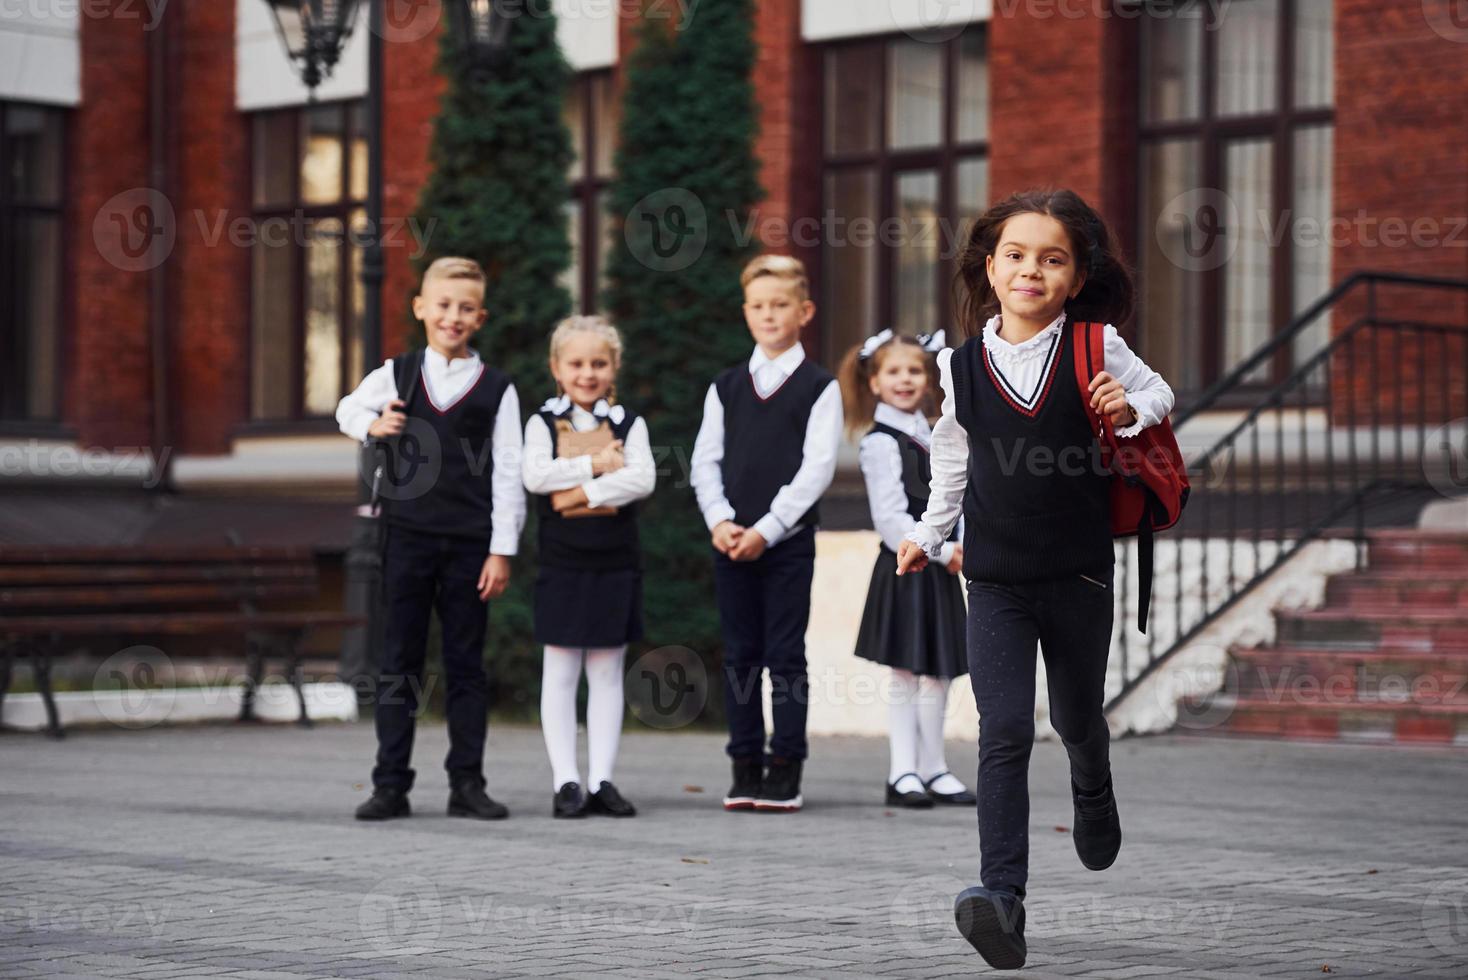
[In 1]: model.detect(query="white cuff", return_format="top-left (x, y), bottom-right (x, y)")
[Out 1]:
top-left (703, 502), bottom-right (737, 533)
top-left (937, 542), bottom-right (957, 568)
top-left (581, 480), bottom-right (604, 510)
top-left (752, 514), bottom-right (785, 546)
top-left (905, 524), bottom-right (945, 559)
top-left (1113, 413), bottom-right (1148, 439)
top-left (488, 534), bottom-right (519, 557)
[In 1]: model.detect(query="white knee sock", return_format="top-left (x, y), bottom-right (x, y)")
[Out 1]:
top-left (916, 675), bottom-right (967, 794)
top-left (540, 645), bottom-right (584, 790)
top-left (887, 669), bottom-right (923, 790)
top-left (584, 645), bottom-right (627, 789)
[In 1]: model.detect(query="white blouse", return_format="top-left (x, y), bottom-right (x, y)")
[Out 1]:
top-left (859, 402), bottom-right (956, 568)
top-left (521, 397), bottom-right (656, 510)
top-left (906, 312), bottom-right (1175, 558)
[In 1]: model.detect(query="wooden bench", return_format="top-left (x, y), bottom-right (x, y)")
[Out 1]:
top-left (0, 546), bottom-right (363, 737)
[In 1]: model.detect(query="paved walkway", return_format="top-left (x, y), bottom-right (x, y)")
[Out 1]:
top-left (1, 723), bottom-right (1465, 979)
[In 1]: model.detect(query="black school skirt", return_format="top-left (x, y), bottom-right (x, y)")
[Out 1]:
top-left (852, 546), bottom-right (967, 679)
top-left (533, 565), bottom-right (644, 648)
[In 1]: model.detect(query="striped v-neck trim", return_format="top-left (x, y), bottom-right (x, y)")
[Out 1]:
top-left (983, 327), bottom-right (1063, 417)
top-left (421, 361), bottom-right (485, 414)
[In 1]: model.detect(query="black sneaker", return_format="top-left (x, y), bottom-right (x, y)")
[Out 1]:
top-left (954, 886), bottom-right (1026, 970)
top-left (1072, 776), bottom-right (1121, 870)
top-left (553, 782), bottom-right (587, 819)
top-left (754, 757), bottom-right (802, 812)
top-left (355, 787), bottom-right (411, 821)
top-left (723, 757), bottom-right (762, 811)
top-left (587, 781), bottom-right (637, 818)
top-left (447, 777), bottom-right (509, 821)
top-left (885, 773), bottom-right (934, 808)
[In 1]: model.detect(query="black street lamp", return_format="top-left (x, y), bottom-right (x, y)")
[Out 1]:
top-left (262, 0), bottom-right (365, 89)
top-left (449, 0), bottom-right (515, 72)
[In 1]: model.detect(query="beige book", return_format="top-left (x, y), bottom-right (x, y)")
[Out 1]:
top-left (554, 418), bottom-right (619, 518)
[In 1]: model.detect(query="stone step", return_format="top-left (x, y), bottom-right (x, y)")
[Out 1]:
top-left (1176, 694), bottom-right (1468, 745)
top-left (1226, 647), bottom-right (1468, 705)
top-left (1275, 607), bottom-right (1468, 652)
top-left (1325, 572), bottom-right (1468, 608)
top-left (1366, 530), bottom-right (1468, 571)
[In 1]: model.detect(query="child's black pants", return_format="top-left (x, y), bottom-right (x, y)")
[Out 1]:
top-left (966, 570), bottom-right (1115, 898)
top-left (372, 528), bottom-right (491, 793)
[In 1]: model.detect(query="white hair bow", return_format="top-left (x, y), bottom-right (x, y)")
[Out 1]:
top-left (858, 329), bottom-right (894, 361)
top-left (916, 329), bottom-right (946, 353)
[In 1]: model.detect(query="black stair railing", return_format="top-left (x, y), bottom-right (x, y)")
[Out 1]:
top-left (1104, 272), bottom-right (1468, 712)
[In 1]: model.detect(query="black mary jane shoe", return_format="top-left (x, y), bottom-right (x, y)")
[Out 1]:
top-left (923, 771), bottom-right (977, 806)
top-left (954, 886), bottom-right (1027, 970)
top-left (553, 781), bottom-right (588, 819)
top-left (447, 777), bottom-right (509, 821)
top-left (586, 781), bottom-right (637, 818)
top-left (885, 773), bottom-right (935, 809)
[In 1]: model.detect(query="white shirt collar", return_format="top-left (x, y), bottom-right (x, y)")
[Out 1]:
top-left (747, 342), bottom-right (806, 377)
top-left (539, 394), bottom-right (626, 425)
top-left (982, 312), bottom-right (1066, 367)
top-left (424, 346), bottom-right (481, 371)
top-left (873, 401), bottom-right (932, 442)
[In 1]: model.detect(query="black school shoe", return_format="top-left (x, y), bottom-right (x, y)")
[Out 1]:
top-left (355, 787), bottom-right (411, 821)
top-left (447, 777), bottom-right (509, 820)
top-left (587, 781), bottom-right (637, 817)
top-left (723, 757), bottom-right (762, 811)
top-left (922, 771), bottom-right (977, 806)
top-left (885, 773), bottom-right (934, 808)
top-left (1072, 776), bottom-right (1122, 870)
top-left (754, 757), bottom-right (803, 812)
top-left (553, 782), bottom-right (587, 819)
top-left (954, 886), bottom-right (1026, 970)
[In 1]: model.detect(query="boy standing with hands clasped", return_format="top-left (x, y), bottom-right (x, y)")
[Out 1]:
top-left (336, 256), bottom-right (526, 823)
top-left (691, 255), bottom-right (842, 814)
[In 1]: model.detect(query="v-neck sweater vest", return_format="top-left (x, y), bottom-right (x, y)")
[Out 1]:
top-left (950, 323), bottom-right (1113, 583)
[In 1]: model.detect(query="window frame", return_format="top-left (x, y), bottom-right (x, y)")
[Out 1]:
top-left (0, 100), bottom-right (69, 430)
top-left (246, 98), bottom-right (367, 424)
top-left (566, 69), bottom-right (615, 315)
top-left (1137, 0), bottom-right (1334, 393)
top-left (816, 28), bottom-right (990, 355)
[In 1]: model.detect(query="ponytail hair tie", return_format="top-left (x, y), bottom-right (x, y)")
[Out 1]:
top-left (857, 328), bottom-right (895, 362)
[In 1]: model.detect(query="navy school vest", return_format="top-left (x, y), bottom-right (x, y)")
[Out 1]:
top-left (865, 421), bottom-right (958, 547)
top-left (949, 322), bottom-right (1113, 582)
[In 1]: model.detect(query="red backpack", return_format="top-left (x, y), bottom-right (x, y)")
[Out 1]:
top-left (1070, 320), bottom-right (1190, 633)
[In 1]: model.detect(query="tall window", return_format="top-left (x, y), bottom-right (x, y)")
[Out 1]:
top-left (1138, 0), bottom-right (1334, 394)
top-left (249, 100), bottom-right (367, 421)
top-left (564, 71), bottom-right (618, 314)
top-left (1, 103), bottom-right (65, 423)
top-left (820, 29), bottom-right (989, 360)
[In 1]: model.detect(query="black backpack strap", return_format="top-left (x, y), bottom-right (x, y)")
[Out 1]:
top-left (392, 349), bottom-right (424, 409)
top-left (1134, 487), bottom-right (1170, 634)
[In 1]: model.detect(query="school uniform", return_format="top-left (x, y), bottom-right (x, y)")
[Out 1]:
top-left (907, 311), bottom-right (1173, 898)
top-left (336, 348), bottom-right (526, 796)
top-left (854, 402), bottom-right (966, 680)
top-left (690, 342), bottom-right (842, 764)
top-left (522, 395), bottom-right (656, 805)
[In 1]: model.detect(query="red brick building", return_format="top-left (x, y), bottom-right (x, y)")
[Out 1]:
top-left (2, 0), bottom-right (1465, 530)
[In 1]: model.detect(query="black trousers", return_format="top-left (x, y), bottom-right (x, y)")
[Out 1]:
top-left (372, 528), bottom-right (491, 793)
top-left (713, 527), bottom-right (816, 761)
top-left (967, 570), bottom-right (1115, 898)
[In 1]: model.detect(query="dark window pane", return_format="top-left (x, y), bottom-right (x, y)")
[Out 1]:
top-left (1216, 0), bottom-right (1279, 117)
top-left (562, 199), bottom-right (582, 312)
top-left (888, 39), bottom-right (943, 149)
top-left (253, 111), bottom-right (295, 208)
top-left (301, 104), bottom-right (344, 205)
top-left (348, 103), bottom-right (368, 202)
top-left (6, 214), bottom-right (62, 419)
top-left (593, 73), bottom-right (620, 178)
top-left (251, 236), bottom-right (298, 420)
top-left (7, 106), bottom-right (64, 204)
top-left (1222, 138), bottom-right (1274, 382)
top-left (894, 170), bottom-right (940, 336)
top-left (955, 31), bottom-right (989, 142)
top-left (349, 208), bottom-right (367, 385)
top-left (1292, 125), bottom-right (1333, 364)
top-left (1293, 0), bottom-right (1333, 109)
top-left (823, 169), bottom-right (878, 355)
top-left (1140, 7), bottom-right (1203, 124)
top-left (565, 77), bottom-right (586, 183)
top-left (955, 156), bottom-right (988, 258)
top-left (596, 186), bottom-right (616, 301)
top-left (1139, 139), bottom-right (1204, 393)
top-left (824, 43), bottom-right (882, 155)
top-left (304, 217), bottom-right (345, 415)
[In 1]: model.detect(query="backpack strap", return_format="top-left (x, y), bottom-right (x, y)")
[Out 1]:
top-left (392, 348), bottom-right (425, 410)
